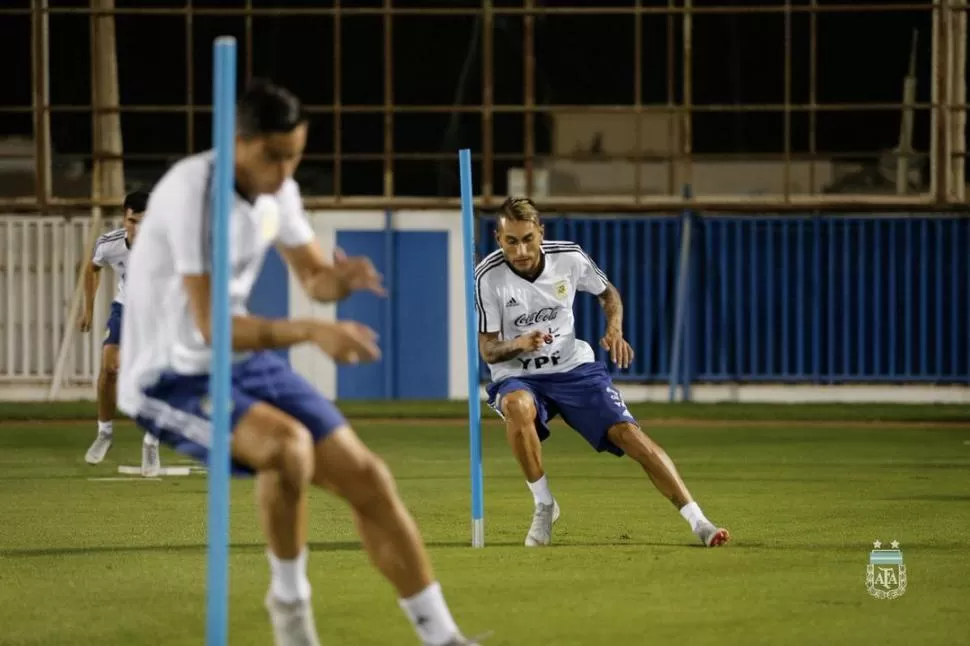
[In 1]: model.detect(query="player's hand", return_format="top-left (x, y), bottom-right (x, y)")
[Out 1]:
top-left (600, 328), bottom-right (634, 369)
top-left (515, 330), bottom-right (551, 353)
top-left (77, 309), bottom-right (93, 333)
top-left (333, 247), bottom-right (387, 297)
top-left (309, 320), bottom-right (381, 364)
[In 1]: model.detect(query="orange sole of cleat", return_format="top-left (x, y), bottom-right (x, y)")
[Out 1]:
top-left (707, 529), bottom-right (730, 547)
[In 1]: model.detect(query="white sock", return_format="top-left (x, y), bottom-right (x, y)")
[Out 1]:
top-left (267, 547), bottom-right (312, 603)
top-left (143, 433), bottom-right (159, 447)
top-left (527, 475), bottom-right (553, 506)
top-left (97, 420), bottom-right (113, 436)
top-left (398, 582), bottom-right (460, 646)
top-left (679, 501), bottom-right (710, 532)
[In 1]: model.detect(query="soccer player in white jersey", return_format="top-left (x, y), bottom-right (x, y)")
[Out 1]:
top-left (80, 190), bottom-right (162, 476)
top-left (117, 80), bottom-right (480, 646)
top-left (476, 197), bottom-right (730, 549)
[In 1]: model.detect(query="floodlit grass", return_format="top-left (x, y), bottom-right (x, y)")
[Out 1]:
top-left (1, 409), bottom-right (968, 645)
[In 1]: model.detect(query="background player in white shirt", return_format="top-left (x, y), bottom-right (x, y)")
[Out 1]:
top-left (80, 190), bottom-right (162, 476)
top-left (117, 80), bottom-right (479, 646)
top-left (476, 198), bottom-right (730, 549)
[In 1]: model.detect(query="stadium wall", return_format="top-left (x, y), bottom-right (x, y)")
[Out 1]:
top-left (1, 212), bottom-right (968, 403)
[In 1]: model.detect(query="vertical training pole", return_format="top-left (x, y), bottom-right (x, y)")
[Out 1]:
top-left (459, 149), bottom-right (484, 548)
top-left (669, 184), bottom-right (694, 402)
top-left (207, 35), bottom-right (236, 646)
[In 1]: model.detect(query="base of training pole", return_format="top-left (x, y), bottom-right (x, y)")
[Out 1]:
top-left (117, 465), bottom-right (193, 477)
top-left (472, 518), bottom-right (484, 548)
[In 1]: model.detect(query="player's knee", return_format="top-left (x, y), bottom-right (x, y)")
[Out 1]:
top-left (343, 451), bottom-right (396, 513)
top-left (273, 421), bottom-right (315, 489)
top-left (501, 390), bottom-right (536, 424)
top-left (101, 349), bottom-right (119, 378)
top-left (607, 422), bottom-right (650, 456)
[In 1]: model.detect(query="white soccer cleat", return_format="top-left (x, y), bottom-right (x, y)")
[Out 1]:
top-left (141, 441), bottom-right (161, 478)
top-left (695, 521), bottom-right (731, 547)
top-left (84, 432), bottom-right (113, 465)
top-left (524, 499), bottom-right (560, 547)
top-left (264, 592), bottom-right (322, 646)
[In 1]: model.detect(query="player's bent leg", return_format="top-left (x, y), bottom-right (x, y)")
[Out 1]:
top-left (606, 422), bottom-right (730, 547)
top-left (606, 422), bottom-right (692, 508)
top-left (311, 427), bottom-right (431, 593)
top-left (237, 351), bottom-right (477, 645)
top-left (134, 362), bottom-right (322, 646)
top-left (85, 343), bottom-right (120, 465)
top-left (497, 390), bottom-right (559, 548)
top-left (310, 428), bottom-right (473, 645)
top-left (97, 343), bottom-right (119, 423)
top-left (232, 402), bottom-right (315, 564)
top-left (230, 402), bottom-right (319, 646)
top-left (499, 390), bottom-right (545, 482)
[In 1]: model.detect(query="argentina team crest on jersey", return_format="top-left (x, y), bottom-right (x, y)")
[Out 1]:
top-left (553, 279), bottom-right (568, 300)
top-left (258, 200), bottom-right (281, 242)
top-left (866, 540), bottom-right (907, 599)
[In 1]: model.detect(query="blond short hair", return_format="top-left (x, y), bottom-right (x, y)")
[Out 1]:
top-left (499, 197), bottom-right (541, 225)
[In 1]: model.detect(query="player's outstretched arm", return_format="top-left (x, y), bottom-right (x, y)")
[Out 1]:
top-left (182, 275), bottom-right (379, 363)
top-left (479, 330), bottom-right (545, 364)
top-left (277, 240), bottom-right (385, 303)
top-left (78, 260), bottom-right (102, 332)
top-left (597, 283), bottom-right (635, 369)
top-left (597, 283), bottom-right (624, 332)
top-left (184, 274), bottom-right (315, 349)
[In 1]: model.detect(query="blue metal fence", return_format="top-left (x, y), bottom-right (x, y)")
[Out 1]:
top-left (478, 214), bottom-right (970, 384)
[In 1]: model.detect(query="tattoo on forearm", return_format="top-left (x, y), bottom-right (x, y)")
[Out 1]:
top-left (598, 285), bottom-right (624, 330)
top-left (481, 337), bottom-right (523, 363)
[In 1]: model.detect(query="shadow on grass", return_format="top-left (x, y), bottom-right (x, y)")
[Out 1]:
top-left (0, 538), bottom-right (697, 558)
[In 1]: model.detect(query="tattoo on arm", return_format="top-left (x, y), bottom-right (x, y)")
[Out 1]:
top-left (598, 283), bottom-right (624, 332)
top-left (479, 333), bottom-right (523, 363)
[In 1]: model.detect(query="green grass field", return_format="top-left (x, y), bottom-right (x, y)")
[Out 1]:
top-left (1, 403), bottom-right (969, 645)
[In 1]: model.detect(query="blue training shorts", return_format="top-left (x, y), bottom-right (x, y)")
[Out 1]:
top-left (134, 350), bottom-right (347, 476)
top-left (485, 361), bottom-right (638, 457)
top-left (103, 302), bottom-right (123, 346)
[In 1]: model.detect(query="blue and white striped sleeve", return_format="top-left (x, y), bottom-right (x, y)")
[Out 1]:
top-left (474, 263), bottom-right (502, 335)
top-left (91, 234), bottom-right (111, 267)
top-left (574, 247), bottom-right (610, 296)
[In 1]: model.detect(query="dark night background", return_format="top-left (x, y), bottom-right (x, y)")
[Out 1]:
top-left (0, 0), bottom-right (958, 197)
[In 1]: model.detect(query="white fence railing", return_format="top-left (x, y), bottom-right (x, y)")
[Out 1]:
top-left (0, 215), bottom-right (121, 391)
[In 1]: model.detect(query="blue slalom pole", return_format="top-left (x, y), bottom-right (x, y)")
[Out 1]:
top-left (458, 149), bottom-right (484, 548)
top-left (207, 36), bottom-right (236, 646)
top-left (669, 184), bottom-right (694, 402)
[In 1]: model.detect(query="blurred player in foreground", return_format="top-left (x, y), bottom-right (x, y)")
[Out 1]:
top-left (80, 190), bottom-right (162, 477)
top-left (117, 80), bottom-right (481, 646)
top-left (475, 197), bottom-right (730, 549)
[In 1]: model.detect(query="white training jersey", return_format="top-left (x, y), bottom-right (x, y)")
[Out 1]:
top-left (117, 150), bottom-right (315, 417)
top-left (91, 228), bottom-right (129, 305)
top-left (475, 240), bottom-right (610, 382)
